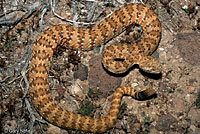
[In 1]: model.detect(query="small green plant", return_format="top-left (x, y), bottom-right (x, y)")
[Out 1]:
top-left (78, 99), bottom-right (96, 117)
top-left (143, 116), bottom-right (151, 133)
top-left (117, 102), bottom-right (127, 119)
top-left (184, 9), bottom-right (190, 14)
top-left (143, 129), bottom-right (150, 134)
top-left (182, 5), bottom-right (195, 14)
top-left (151, 98), bottom-right (155, 103)
top-left (195, 90), bottom-right (200, 108)
top-left (168, 88), bottom-right (175, 93)
top-left (88, 88), bottom-right (101, 98)
top-left (144, 117), bottom-right (151, 123)
top-left (143, 116), bottom-right (151, 127)
top-left (168, 68), bottom-right (173, 72)
top-left (169, 85), bottom-right (176, 93)
top-left (121, 123), bottom-right (128, 132)
top-left (6, 39), bottom-right (12, 48)
top-left (5, 35), bottom-right (17, 49)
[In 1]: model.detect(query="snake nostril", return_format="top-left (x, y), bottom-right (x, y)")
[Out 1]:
top-left (114, 58), bottom-right (125, 62)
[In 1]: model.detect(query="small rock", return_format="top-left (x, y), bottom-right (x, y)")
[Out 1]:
top-left (155, 114), bottom-right (178, 132)
top-left (115, 121), bottom-right (122, 129)
top-left (88, 55), bottom-right (122, 97)
top-left (47, 124), bottom-right (61, 134)
top-left (152, 51), bottom-right (160, 60)
top-left (161, 0), bottom-right (171, 5)
top-left (131, 82), bottom-right (138, 87)
top-left (189, 78), bottom-right (197, 85)
top-left (73, 64), bottom-right (88, 81)
top-left (188, 86), bottom-right (196, 93)
top-left (188, 108), bottom-right (200, 122)
top-left (172, 97), bottom-right (185, 113)
top-left (197, 0), bottom-right (200, 5)
top-left (190, 125), bottom-right (196, 132)
top-left (3, 120), bottom-right (17, 132)
top-left (0, 56), bottom-right (6, 68)
top-left (69, 79), bottom-right (85, 99)
top-left (159, 82), bottom-right (168, 93)
top-left (159, 47), bottom-right (165, 51)
top-left (185, 93), bottom-right (196, 104)
top-left (175, 32), bottom-right (200, 65)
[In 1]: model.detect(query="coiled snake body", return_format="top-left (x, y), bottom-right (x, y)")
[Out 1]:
top-left (29, 3), bottom-right (161, 133)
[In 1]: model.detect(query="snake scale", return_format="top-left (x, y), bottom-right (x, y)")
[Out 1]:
top-left (29, 3), bottom-right (162, 133)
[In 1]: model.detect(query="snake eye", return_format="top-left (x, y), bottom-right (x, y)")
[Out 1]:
top-left (114, 58), bottom-right (125, 62)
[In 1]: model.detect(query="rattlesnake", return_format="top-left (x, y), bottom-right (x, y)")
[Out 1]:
top-left (29, 3), bottom-right (161, 133)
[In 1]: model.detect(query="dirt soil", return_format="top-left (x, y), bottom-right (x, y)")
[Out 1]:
top-left (0, 0), bottom-right (200, 134)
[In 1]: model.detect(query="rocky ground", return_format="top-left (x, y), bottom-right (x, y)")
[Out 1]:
top-left (0, 0), bottom-right (200, 134)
